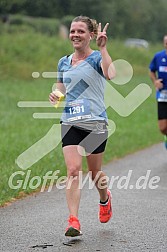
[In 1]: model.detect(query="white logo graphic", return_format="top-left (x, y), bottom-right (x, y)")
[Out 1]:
top-left (16, 59), bottom-right (152, 169)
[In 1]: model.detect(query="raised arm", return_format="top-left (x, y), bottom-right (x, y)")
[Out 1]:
top-left (96, 23), bottom-right (116, 80)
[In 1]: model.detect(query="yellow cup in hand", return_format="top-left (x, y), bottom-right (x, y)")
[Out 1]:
top-left (53, 90), bottom-right (64, 108)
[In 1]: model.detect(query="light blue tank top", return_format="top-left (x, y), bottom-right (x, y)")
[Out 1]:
top-left (57, 50), bottom-right (108, 124)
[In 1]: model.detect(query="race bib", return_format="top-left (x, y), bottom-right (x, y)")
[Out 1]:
top-left (157, 90), bottom-right (167, 102)
top-left (65, 99), bottom-right (92, 122)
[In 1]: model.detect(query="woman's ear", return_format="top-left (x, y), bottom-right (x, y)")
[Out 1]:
top-left (90, 33), bottom-right (95, 40)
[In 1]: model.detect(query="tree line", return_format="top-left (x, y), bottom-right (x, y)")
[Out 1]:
top-left (0, 0), bottom-right (167, 42)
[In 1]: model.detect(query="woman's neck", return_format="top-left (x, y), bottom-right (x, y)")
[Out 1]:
top-left (71, 48), bottom-right (94, 66)
top-left (73, 48), bottom-right (93, 59)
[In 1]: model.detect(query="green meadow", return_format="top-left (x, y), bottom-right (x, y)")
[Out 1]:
top-left (0, 27), bottom-right (162, 206)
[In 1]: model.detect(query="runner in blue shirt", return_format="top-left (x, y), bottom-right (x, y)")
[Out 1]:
top-left (49, 16), bottom-right (116, 237)
top-left (149, 35), bottom-right (167, 149)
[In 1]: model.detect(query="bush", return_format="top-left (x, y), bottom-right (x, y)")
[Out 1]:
top-left (1, 14), bottom-right (60, 36)
top-left (61, 15), bottom-right (75, 29)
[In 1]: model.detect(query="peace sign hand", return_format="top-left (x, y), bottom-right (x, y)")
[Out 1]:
top-left (96, 23), bottom-right (109, 48)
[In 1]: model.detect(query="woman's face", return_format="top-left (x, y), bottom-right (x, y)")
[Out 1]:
top-left (69, 21), bottom-right (91, 50)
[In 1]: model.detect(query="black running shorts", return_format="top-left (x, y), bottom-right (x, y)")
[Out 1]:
top-left (61, 124), bottom-right (108, 154)
top-left (157, 102), bottom-right (167, 120)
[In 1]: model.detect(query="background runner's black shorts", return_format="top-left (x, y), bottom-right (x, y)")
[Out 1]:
top-left (61, 124), bottom-right (108, 154)
top-left (157, 102), bottom-right (167, 120)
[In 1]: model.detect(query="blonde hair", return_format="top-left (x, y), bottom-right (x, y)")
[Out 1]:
top-left (72, 15), bottom-right (98, 37)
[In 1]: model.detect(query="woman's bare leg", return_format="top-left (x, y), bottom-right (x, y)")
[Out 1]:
top-left (63, 145), bottom-right (83, 217)
top-left (86, 152), bottom-right (108, 202)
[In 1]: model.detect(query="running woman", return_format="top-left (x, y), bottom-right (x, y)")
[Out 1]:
top-left (149, 35), bottom-right (167, 149)
top-left (49, 16), bottom-right (116, 237)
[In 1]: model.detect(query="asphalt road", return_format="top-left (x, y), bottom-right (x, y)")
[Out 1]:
top-left (0, 143), bottom-right (167, 252)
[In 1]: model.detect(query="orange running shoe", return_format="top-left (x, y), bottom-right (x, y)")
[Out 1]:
top-left (65, 215), bottom-right (82, 237)
top-left (99, 190), bottom-right (112, 223)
